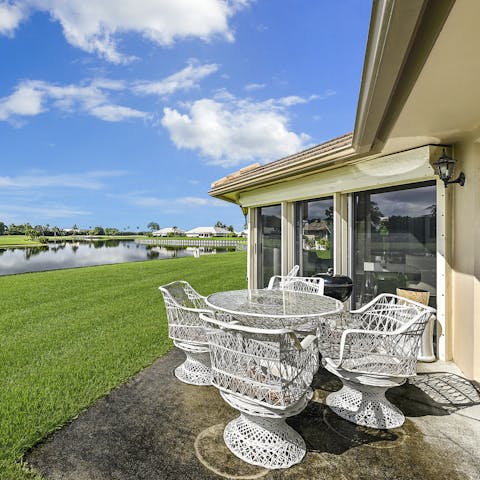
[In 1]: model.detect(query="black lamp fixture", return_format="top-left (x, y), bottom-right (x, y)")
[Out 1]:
top-left (433, 149), bottom-right (465, 188)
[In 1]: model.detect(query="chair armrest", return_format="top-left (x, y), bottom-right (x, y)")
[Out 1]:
top-left (267, 275), bottom-right (282, 290)
top-left (336, 328), bottom-right (401, 365)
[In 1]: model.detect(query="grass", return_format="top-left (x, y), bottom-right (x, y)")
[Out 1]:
top-left (0, 252), bottom-right (247, 479)
top-left (0, 236), bottom-right (43, 247)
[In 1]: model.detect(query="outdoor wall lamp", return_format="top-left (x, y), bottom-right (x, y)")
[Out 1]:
top-left (433, 149), bottom-right (465, 188)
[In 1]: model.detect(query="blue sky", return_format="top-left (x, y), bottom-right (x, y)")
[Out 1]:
top-left (0, 0), bottom-right (371, 231)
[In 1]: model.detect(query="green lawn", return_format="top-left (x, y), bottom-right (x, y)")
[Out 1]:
top-left (0, 252), bottom-right (247, 479)
top-left (0, 236), bottom-right (43, 247)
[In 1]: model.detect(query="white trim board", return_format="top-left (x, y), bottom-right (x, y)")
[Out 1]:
top-left (239, 145), bottom-right (442, 208)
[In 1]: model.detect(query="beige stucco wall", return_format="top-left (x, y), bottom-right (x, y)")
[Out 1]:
top-left (451, 137), bottom-right (480, 381)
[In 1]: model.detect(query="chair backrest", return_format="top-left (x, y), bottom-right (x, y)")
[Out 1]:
top-left (201, 312), bottom-right (318, 409)
top-left (356, 294), bottom-right (427, 332)
top-left (267, 275), bottom-right (324, 295)
top-left (340, 294), bottom-right (435, 377)
top-left (159, 281), bottom-right (210, 345)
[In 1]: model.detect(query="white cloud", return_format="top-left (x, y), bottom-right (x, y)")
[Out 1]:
top-left (0, 83), bottom-right (44, 120)
top-left (89, 104), bottom-right (146, 122)
top-left (110, 192), bottom-right (227, 211)
top-left (133, 61), bottom-right (218, 96)
top-left (244, 83), bottom-right (265, 91)
top-left (161, 93), bottom-right (315, 167)
top-left (0, 79), bottom-right (146, 123)
top-left (0, 204), bottom-right (90, 222)
top-left (0, 2), bottom-right (24, 36)
top-left (0, 170), bottom-right (127, 190)
top-left (2, 0), bottom-right (250, 63)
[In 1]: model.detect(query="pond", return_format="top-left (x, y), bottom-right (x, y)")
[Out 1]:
top-left (0, 239), bottom-right (237, 276)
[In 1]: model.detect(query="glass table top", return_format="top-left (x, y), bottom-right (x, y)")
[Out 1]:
top-left (206, 289), bottom-right (342, 327)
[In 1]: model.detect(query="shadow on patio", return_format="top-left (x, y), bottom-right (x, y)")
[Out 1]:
top-left (26, 349), bottom-right (480, 480)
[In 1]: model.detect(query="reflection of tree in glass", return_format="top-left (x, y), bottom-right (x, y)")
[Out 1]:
top-left (369, 200), bottom-right (384, 227)
top-left (426, 204), bottom-right (436, 216)
top-left (324, 205), bottom-right (333, 222)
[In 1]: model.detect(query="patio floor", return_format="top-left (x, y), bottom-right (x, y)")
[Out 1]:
top-left (26, 349), bottom-right (480, 480)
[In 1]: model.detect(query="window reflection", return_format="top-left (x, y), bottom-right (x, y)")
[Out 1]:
top-left (257, 205), bottom-right (282, 287)
top-left (353, 182), bottom-right (436, 308)
top-left (295, 197), bottom-right (334, 276)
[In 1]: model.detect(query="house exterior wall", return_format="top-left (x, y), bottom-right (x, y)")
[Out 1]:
top-left (244, 145), bottom-right (457, 369)
top-left (451, 136), bottom-right (480, 381)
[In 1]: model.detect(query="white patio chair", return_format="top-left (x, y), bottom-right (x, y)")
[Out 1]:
top-left (200, 311), bottom-right (319, 469)
top-left (159, 281), bottom-right (212, 386)
top-left (320, 294), bottom-right (435, 429)
top-left (267, 275), bottom-right (325, 295)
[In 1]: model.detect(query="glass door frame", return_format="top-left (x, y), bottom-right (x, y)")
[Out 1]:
top-left (255, 204), bottom-right (282, 288)
top-left (349, 180), bottom-right (437, 309)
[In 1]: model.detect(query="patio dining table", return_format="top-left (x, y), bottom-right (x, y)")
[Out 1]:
top-left (205, 288), bottom-right (343, 329)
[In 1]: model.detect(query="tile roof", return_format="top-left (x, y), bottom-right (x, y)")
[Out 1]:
top-left (210, 132), bottom-right (353, 191)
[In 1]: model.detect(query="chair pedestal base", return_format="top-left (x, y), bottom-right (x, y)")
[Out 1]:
top-left (174, 350), bottom-right (211, 386)
top-left (223, 413), bottom-right (306, 469)
top-left (326, 379), bottom-right (405, 429)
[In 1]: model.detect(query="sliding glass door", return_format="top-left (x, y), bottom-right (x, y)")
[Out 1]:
top-left (295, 197), bottom-right (334, 276)
top-left (257, 204), bottom-right (282, 287)
top-left (353, 182), bottom-right (436, 308)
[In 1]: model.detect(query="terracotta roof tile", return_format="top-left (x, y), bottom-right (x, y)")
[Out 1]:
top-left (210, 132), bottom-right (353, 190)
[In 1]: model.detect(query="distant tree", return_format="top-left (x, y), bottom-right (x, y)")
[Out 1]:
top-left (0, 222), bottom-right (5, 235)
top-left (72, 223), bottom-right (79, 232)
top-left (34, 224), bottom-right (44, 235)
top-left (105, 227), bottom-right (119, 235)
top-left (52, 226), bottom-right (61, 237)
top-left (215, 220), bottom-right (226, 229)
top-left (147, 222), bottom-right (160, 232)
top-left (25, 224), bottom-right (39, 239)
top-left (227, 225), bottom-right (235, 232)
top-left (91, 226), bottom-right (105, 235)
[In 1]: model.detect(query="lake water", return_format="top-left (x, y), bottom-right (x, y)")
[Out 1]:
top-left (0, 239), bottom-right (237, 276)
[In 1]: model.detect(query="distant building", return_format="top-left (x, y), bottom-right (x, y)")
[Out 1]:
top-left (152, 227), bottom-right (185, 237)
top-left (185, 226), bottom-right (230, 238)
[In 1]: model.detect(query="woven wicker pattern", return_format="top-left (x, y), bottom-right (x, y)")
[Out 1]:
top-left (320, 294), bottom-right (435, 377)
top-left (321, 294), bottom-right (436, 429)
top-left (160, 280), bottom-right (210, 345)
top-left (204, 313), bottom-right (318, 408)
top-left (268, 275), bottom-right (325, 295)
top-left (325, 379), bottom-right (405, 429)
top-left (201, 311), bottom-right (317, 468)
top-left (223, 413), bottom-right (306, 469)
top-left (159, 281), bottom-right (212, 385)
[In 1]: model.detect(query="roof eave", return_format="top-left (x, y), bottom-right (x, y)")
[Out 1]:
top-left (353, 0), bottom-right (455, 152)
top-left (209, 143), bottom-right (356, 200)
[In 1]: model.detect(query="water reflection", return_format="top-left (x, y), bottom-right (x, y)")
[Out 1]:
top-left (0, 240), bottom-right (236, 276)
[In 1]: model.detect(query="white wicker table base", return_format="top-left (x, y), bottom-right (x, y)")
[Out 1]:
top-left (326, 379), bottom-right (405, 429)
top-left (174, 350), bottom-right (212, 386)
top-left (223, 413), bottom-right (306, 470)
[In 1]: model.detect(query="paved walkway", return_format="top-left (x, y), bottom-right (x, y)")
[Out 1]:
top-left (26, 349), bottom-right (480, 480)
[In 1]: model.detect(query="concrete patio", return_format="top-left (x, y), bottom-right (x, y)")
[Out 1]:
top-left (26, 349), bottom-right (480, 480)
